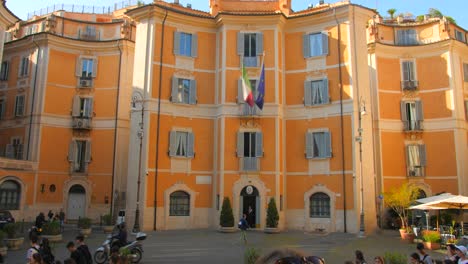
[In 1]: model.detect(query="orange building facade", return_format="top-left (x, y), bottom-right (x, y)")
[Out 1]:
top-left (0, 0), bottom-right (466, 234)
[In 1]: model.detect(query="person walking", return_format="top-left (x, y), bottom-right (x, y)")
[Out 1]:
top-left (238, 214), bottom-right (250, 245)
top-left (454, 245), bottom-right (468, 264)
top-left (26, 235), bottom-right (40, 263)
top-left (66, 241), bottom-right (86, 264)
top-left (355, 250), bottom-right (367, 264)
top-left (40, 238), bottom-right (56, 264)
top-left (75, 235), bottom-right (92, 264)
top-left (417, 242), bottom-right (433, 264)
top-left (59, 209), bottom-right (65, 232)
top-left (410, 252), bottom-right (424, 264)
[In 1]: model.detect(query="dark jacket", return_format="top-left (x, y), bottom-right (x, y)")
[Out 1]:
top-left (71, 249), bottom-right (87, 264)
top-left (238, 218), bottom-right (249, 231)
top-left (77, 244), bottom-right (92, 264)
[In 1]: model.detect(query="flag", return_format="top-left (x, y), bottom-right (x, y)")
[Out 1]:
top-left (241, 64), bottom-right (254, 107)
top-left (255, 62), bottom-right (265, 110)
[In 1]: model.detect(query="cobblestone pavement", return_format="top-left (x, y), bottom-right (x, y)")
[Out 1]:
top-left (5, 227), bottom-right (445, 263)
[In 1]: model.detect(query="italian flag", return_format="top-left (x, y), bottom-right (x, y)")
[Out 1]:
top-left (241, 64), bottom-right (255, 107)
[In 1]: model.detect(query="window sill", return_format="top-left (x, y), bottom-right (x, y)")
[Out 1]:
top-left (307, 157), bottom-right (331, 160)
top-left (170, 156), bottom-right (193, 160)
top-left (309, 216), bottom-right (331, 219)
top-left (305, 102), bottom-right (330, 108)
top-left (305, 54), bottom-right (327, 60)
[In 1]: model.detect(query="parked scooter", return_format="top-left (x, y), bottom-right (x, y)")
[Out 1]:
top-left (94, 230), bottom-right (146, 264)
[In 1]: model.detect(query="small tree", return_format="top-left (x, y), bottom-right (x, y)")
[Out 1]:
top-left (219, 197), bottom-right (234, 227)
top-left (384, 183), bottom-right (418, 231)
top-left (266, 198), bottom-right (279, 228)
top-left (387, 8), bottom-right (397, 19)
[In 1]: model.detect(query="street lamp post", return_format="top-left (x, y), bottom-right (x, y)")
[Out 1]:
top-left (132, 92), bottom-right (144, 233)
top-left (356, 98), bottom-right (366, 238)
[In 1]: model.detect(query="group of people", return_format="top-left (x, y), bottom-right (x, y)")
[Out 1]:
top-left (26, 234), bottom-right (92, 264)
top-left (35, 210), bottom-right (65, 230)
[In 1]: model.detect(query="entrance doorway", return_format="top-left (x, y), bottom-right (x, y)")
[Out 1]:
top-left (67, 184), bottom-right (86, 220)
top-left (240, 185), bottom-right (259, 228)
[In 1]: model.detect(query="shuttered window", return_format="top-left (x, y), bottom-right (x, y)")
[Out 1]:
top-left (310, 192), bottom-right (330, 218)
top-left (0, 61), bottom-right (9, 81)
top-left (237, 131), bottom-right (263, 171)
top-left (400, 101), bottom-right (423, 131)
top-left (396, 29), bottom-right (418, 45)
top-left (14, 95), bottom-right (25, 117)
top-left (173, 32), bottom-right (198, 57)
top-left (304, 79), bottom-right (329, 106)
top-left (463, 63), bottom-right (468, 82)
top-left (68, 140), bottom-right (91, 173)
top-left (171, 77), bottom-right (197, 104)
top-left (406, 144), bottom-right (426, 177)
top-left (237, 32), bottom-right (263, 67)
top-left (75, 57), bottom-right (98, 80)
top-left (402, 61), bottom-right (415, 81)
top-left (306, 131), bottom-right (331, 159)
top-left (18, 57), bottom-right (29, 78)
top-left (169, 131), bottom-right (195, 158)
top-left (303, 32), bottom-right (328, 58)
top-left (455, 30), bottom-right (466, 42)
top-left (72, 96), bottom-right (94, 118)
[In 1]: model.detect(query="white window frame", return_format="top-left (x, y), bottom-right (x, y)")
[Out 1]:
top-left (75, 56), bottom-right (98, 83)
top-left (171, 77), bottom-right (197, 105)
top-left (303, 31), bottom-right (329, 58)
top-left (72, 95), bottom-right (94, 118)
top-left (169, 130), bottom-right (195, 158)
top-left (304, 77), bottom-right (329, 106)
top-left (397, 29), bottom-right (418, 45)
top-left (14, 94), bottom-right (25, 117)
top-left (18, 56), bottom-right (29, 78)
top-left (173, 31), bottom-right (198, 58)
top-left (405, 143), bottom-right (426, 177)
top-left (306, 129), bottom-right (332, 159)
top-left (401, 100), bottom-right (423, 131)
top-left (236, 130), bottom-right (263, 171)
top-left (400, 59), bottom-right (417, 81)
top-left (237, 32), bottom-right (263, 67)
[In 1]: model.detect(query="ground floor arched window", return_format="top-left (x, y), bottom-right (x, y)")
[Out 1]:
top-left (309, 192), bottom-right (330, 218)
top-left (169, 191), bottom-right (190, 216)
top-left (0, 180), bottom-right (20, 210)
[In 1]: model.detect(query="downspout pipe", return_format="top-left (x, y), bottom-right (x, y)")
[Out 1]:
top-left (333, 8), bottom-right (347, 233)
top-left (110, 39), bottom-right (123, 220)
top-left (27, 35), bottom-right (40, 160)
top-left (153, 7), bottom-right (168, 231)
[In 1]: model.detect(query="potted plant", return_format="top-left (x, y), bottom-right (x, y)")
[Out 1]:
top-left (101, 214), bottom-right (114, 234)
top-left (77, 217), bottom-right (92, 237)
top-left (41, 220), bottom-right (62, 242)
top-left (244, 247), bottom-right (261, 264)
top-left (422, 230), bottom-right (441, 250)
top-left (264, 198), bottom-right (280, 234)
top-left (383, 183), bottom-right (418, 240)
top-left (3, 222), bottom-right (24, 250)
top-left (219, 197), bottom-right (236, 233)
top-left (0, 230), bottom-right (7, 256)
top-left (383, 252), bottom-right (407, 264)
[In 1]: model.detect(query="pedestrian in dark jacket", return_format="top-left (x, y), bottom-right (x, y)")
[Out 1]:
top-left (40, 238), bottom-right (55, 264)
top-left (66, 241), bottom-right (86, 264)
top-left (76, 235), bottom-right (92, 264)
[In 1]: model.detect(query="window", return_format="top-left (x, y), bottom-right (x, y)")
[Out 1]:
top-left (68, 140), bottom-right (91, 173)
top-left (72, 96), bottom-right (93, 118)
top-left (401, 101), bottom-right (423, 131)
top-left (401, 61), bottom-right (418, 90)
top-left (455, 30), bottom-right (466, 42)
top-left (0, 61), bottom-right (9, 81)
top-left (18, 57), bottom-right (29, 78)
top-left (81, 59), bottom-right (94, 79)
top-left (171, 77), bottom-right (197, 104)
top-left (303, 32), bottom-right (328, 58)
top-left (406, 144), bottom-right (426, 177)
top-left (306, 131), bottom-right (332, 159)
top-left (310, 192), bottom-right (330, 218)
top-left (169, 131), bottom-right (194, 158)
top-left (75, 57), bottom-right (97, 81)
top-left (169, 191), bottom-right (190, 216)
top-left (304, 79), bottom-right (329, 106)
top-left (463, 63), bottom-right (468, 82)
top-left (5, 138), bottom-right (23, 160)
top-left (173, 32), bottom-right (197, 57)
top-left (237, 32), bottom-right (263, 67)
top-left (237, 131), bottom-right (263, 171)
top-left (0, 180), bottom-right (21, 210)
top-left (397, 29), bottom-right (418, 45)
top-left (14, 95), bottom-right (25, 117)
top-left (0, 98), bottom-right (5, 120)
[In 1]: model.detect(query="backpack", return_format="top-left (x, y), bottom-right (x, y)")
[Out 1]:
top-left (39, 246), bottom-right (55, 264)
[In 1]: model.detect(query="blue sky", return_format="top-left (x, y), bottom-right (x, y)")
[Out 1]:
top-left (6, 0), bottom-right (468, 29)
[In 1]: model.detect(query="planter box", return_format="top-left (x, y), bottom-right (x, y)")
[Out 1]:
top-left (218, 227), bottom-right (237, 233)
top-left (423, 242), bottom-right (440, 250)
top-left (402, 232), bottom-right (415, 243)
top-left (102, 225), bottom-right (114, 234)
top-left (0, 246), bottom-right (7, 256)
top-left (79, 228), bottom-right (92, 237)
top-left (5, 237), bottom-right (24, 250)
top-left (42, 234), bottom-right (63, 243)
top-left (264, 227), bottom-right (280, 234)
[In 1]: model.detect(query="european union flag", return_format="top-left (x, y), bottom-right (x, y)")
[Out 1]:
top-left (255, 63), bottom-right (265, 110)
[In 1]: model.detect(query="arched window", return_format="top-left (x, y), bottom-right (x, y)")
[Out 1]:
top-left (0, 180), bottom-right (21, 210)
top-left (170, 191), bottom-right (190, 216)
top-left (310, 192), bottom-right (330, 218)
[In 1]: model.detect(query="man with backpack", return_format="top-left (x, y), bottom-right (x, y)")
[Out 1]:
top-left (66, 241), bottom-right (87, 264)
top-left (76, 235), bottom-right (92, 264)
top-left (238, 214), bottom-right (250, 244)
top-left (416, 242), bottom-right (433, 264)
top-left (26, 235), bottom-right (40, 263)
top-left (39, 238), bottom-right (55, 264)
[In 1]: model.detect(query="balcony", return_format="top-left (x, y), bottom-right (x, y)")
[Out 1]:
top-left (0, 156), bottom-right (38, 171)
top-left (240, 157), bottom-right (259, 171)
top-left (243, 56), bottom-right (259, 67)
top-left (72, 117), bottom-right (92, 130)
top-left (403, 120), bottom-right (423, 132)
top-left (240, 104), bottom-right (260, 117)
top-left (401, 80), bottom-right (419, 91)
top-left (407, 166), bottom-right (425, 177)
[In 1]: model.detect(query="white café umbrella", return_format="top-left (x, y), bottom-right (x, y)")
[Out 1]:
top-left (422, 195), bottom-right (468, 234)
top-left (415, 193), bottom-right (455, 204)
top-left (409, 203), bottom-right (446, 231)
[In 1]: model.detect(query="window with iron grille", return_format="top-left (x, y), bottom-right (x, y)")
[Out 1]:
top-left (0, 180), bottom-right (20, 210)
top-left (309, 192), bottom-right (330, 218)
top-left (169, 191), bottom-right (190, 216)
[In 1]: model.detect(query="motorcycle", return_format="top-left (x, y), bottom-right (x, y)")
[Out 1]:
top-left (94, 231), bottom-right (146, 264)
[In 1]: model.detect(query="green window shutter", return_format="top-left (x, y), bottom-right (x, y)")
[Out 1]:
top-left (237, 132), bottom-right (244, 157)
top-left (189, 80), bottom-right (197, 104)
top-left (171, 77), bottom-right (179, 103)
top-left (255, 132), bottom-right (263, 157)
top-left (256, 32), bottom-right (263, 55)
top-left (305, 132), bottom-right (313, 159)
top-left (187, 132), bottom-right (194, 158)
top-left (237, 32), bottom-right (244, 55)
top-left (321, 32), bottom-right (329, 55)
top-left (419, 144), bottom-right (427, 166)
top-left (169, 131), bottom-right (177, 157)
top-left (304, 81), bottom-right (312, 106)
top-left (191, 33), bottom-right (198, 57)
top-left (322, 78), bottom-right (329, 104)
top-left (173, 31), bottom-right (181, 55)
top-left (303, 34), bottom-right (310, 58)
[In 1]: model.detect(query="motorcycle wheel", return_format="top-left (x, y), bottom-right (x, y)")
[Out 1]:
top-left (131, 248), bottom-right (143, 264)
top-left (94, 251), bottom-right (108, 264)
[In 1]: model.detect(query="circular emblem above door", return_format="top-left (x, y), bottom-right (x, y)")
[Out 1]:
top-left (246, 185), bottom-right (254, 195)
